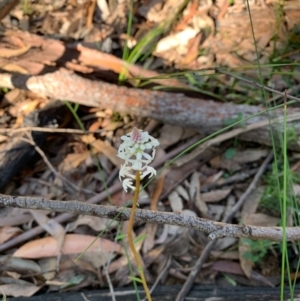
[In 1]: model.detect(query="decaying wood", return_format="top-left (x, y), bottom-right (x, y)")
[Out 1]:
top-left (0, 30), bottom-right (300, 150)
top-left (1, 68), bottom-right (300, 150)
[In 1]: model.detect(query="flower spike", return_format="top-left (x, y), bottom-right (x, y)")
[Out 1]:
top-left (118, 127), bottom-right (159, 191)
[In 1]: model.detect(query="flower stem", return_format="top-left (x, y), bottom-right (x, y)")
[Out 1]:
top-left (128, 171), bottom-right (152, 301)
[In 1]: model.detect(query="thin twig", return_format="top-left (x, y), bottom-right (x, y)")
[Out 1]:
top-left (175, 151), bottom-right (273, 301)
top-left (216, 68), bottom-right (300, 103)
top-left (21, 134), bottom-right (94, 195)
top-left (0, 127), bottom-right (103, 134)
top-left (143, 256), bottom-right (172, 301)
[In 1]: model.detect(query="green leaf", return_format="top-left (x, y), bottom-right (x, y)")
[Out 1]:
top-left (225, 148), bottom-right (236, 159)
top-left (128, 276), bottom-right (143, 283)
top-left (115, 233), bottom-right (126, 241)
top-left (60, 274), bottom-right (85, 289)
top-left (134, 234), bottom-right (147, 244)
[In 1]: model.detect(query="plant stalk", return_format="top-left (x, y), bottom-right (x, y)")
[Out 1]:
top-left (128, 171), bottom-right (152, 301)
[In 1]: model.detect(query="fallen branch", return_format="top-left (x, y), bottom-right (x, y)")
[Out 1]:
top-left (1, 68), bottom-right (300, 150)
top-left (0, 192), bottom-right (298, 242)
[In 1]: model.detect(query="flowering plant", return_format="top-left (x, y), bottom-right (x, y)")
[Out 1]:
top-left (117, 127), bottom-right (159, 301)
top-left (118, 127), bottom-right (159, 192)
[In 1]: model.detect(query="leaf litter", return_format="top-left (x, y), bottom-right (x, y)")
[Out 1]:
top-left (0, 0), bottom-right (298, 298)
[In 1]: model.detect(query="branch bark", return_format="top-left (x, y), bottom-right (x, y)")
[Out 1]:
top-left (1, 69), bottom-right (300, 150)
top-left (0, 31), bottom-right (300, 150)
top-left (0, 193), bottom-right (299, 242)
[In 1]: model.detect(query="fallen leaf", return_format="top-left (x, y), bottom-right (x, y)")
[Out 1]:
top-left (168, 190), bottom-right (183, 212)
top-left (201, 187), bottom-right (232, 203)
top-left (30, 210), bottom-right (65, 254)
top-left (59, 151), bottom-right (90, 173)
top-left (239, 239), bottom-right (253, 279)
top-left (67, 215), bottom-right (118, 232)
top-left (0, 226), bottom-right (22, 244)
top-left (159, 124), bottom-right (183, 148)
top-left (190, 172), bottom-right (209, 217)
top-left (241, 186), bottom-right (265, 218)
top-left (214, 237), bottom-right (237, 251)
top-left (0, 255), bottom-right (41, 274)
top-left (0, 135), bottom-right (8, 143)
top-left (155, 27), bottom-right (198, 54)
top-left (87, 139), bottom-right (123, 167)
top-left (175, 185), bottom-right (189, 201)
top-left (211, 250), bottom-right (239, 260)
top-left (211, 260), bottom-right (244, 275)
top-left (243, 213), bottom-right (280, 227)
top-left (1, 63), bottom-right (28, 74)
top-left (0, 283), bottom-right (41, 297)
top-left (233, 149), bottom-right (269, 164)
top-left (0, 208), bottom-right (32, 226)
top-left (0, 45), bottom-right (31, 58)
top-left (13, 234), bottom-right (123, 258)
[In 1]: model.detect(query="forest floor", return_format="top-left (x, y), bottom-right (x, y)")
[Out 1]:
top-left (1, 0), bottom-right (300, 299)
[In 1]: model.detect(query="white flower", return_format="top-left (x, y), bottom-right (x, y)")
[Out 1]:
top-left (118, 127), bottom-right (159, 192)
top-left (122, 178), bottom-right (136, 193)
top-left (141, 166), bottom-right (156, 179)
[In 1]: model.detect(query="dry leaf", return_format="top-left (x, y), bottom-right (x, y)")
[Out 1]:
top-left (67, 215), bottom-right (118, 232)
top-left (159, 124), bottom-right (183, 148)
top-left (13, 234), bottom-right (123, 259)
top-left (211, 260), bottom-right (244, 275)
top-left (214, 237), bottom-right (237, 251)
top-left (1, 63), bottom-right (28, 74)
top-left (0, 283), bottom-right (41, 297)
top-left (201, 187), bottom-right (232, 203)
top-left (168, 190), bottom-right (183, 212)
top-left (0, 226), bottom-right (22, 244)
top-left (190, 172), bottom-right (209, 216)
top-left (0, 135), bottom-right (8, 143)
top-left (243, 213), bottom-right (280, 227)
top-left (155, 27), bottom-right (198, 54)
top-left (0, 208), bottom-right (32, 226)
top-left (241, 186), bottom-right (265, 218)
top-left (0, 45), bottom-right (31, 58)
top-left (142, 223), bottom-right (157, 254)
top-left (175, 185), bottom-right (189, 201)
top-left (233, 149), bottom-right (269, 164)
top-left (0, 255), bottom-right (41, 274)
top-left (39, 258), bottom-right (56, 280)
top-left (211, 250), bottom-right (239, 260)
top-left (59, 151), bottom-right (90, 173)
top-left (30, 210), bottom-right (65, 253)
top-left (239, 239), bottom-right (253, 279)
top-left (88, 139), bottom-right (123, 167)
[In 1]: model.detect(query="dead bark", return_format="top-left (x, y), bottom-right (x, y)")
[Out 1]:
top-left (0, 191), bottom-right (299, 242)
top-left (1, 69), bottom-right (300, 150)
top-left (0, 30), bottom-right (300, 150)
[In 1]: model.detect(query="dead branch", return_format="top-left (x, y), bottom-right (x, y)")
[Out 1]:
top-left (0, 192), bottom-right (299, 242)
top-left (1, 69), bottom-right (300, 151)
top-left (0, 30), bottom-right (300, 149)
